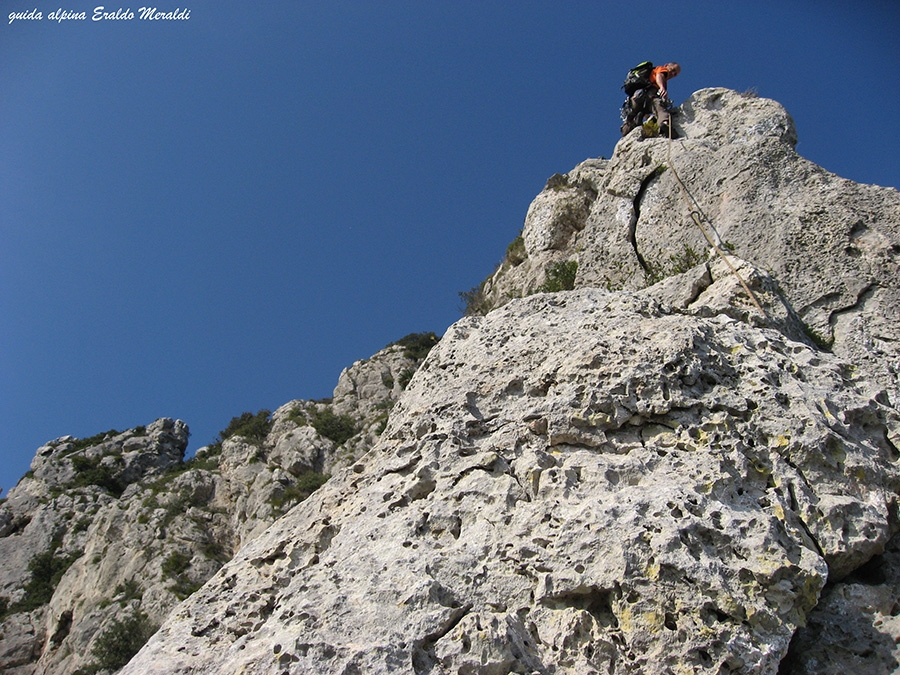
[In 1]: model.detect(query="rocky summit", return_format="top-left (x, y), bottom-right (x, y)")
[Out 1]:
top-left (3, 88), bottom-right (900, 674)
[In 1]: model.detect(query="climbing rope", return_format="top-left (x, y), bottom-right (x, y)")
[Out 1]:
top-left (664, 121), bottom-right (768, 318)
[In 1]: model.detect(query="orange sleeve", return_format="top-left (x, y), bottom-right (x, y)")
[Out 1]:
top-left (650, 66), bottom-right (668, 89)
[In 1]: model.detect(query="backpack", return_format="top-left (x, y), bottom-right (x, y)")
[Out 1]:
top-left (622, 61), bottom-right (653, 95)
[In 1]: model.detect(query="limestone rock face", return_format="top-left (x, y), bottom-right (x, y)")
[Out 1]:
top-left (122, 289), bottom-right (900, 674)
top-left (0, 339), bottom-right (428, 675)
top-left (0, 419), bottom-right (190, 675)
top-left (330, 333), bottom-right (440, 469)
top-left (119, 88), bottom-right (900, 675)
top-left (522, 171), bottom-right (598, 255)
top-left (479, 160), bottom-right (607, 308)
top-left (483, 88), bottom-right (900, 409)
top-left (0, 419), bottom-right (189, 597)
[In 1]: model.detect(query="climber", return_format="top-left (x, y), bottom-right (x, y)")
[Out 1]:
top-left (650, 62), bottom-right (680, 137)
top-left (620, 62), bottom-right (681, 138)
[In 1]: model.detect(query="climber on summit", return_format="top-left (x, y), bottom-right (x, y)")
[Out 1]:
top-left (620, 61), bottom-right (681, 138)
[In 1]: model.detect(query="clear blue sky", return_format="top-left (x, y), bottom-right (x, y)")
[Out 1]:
top-left (2, 1), bottom-right (898, 496)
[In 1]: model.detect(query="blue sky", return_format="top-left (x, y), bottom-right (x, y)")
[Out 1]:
top-left (2, 1), bottom-right (898, 496)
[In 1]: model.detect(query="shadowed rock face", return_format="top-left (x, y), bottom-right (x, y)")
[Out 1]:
top-left (5, 89), bottom-right (900, 674)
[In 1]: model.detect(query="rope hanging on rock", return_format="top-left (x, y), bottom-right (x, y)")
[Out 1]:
top-left (664, 124), bottom-right (768, 318)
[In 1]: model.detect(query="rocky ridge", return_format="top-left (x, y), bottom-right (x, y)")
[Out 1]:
top-left (0, 336), bottom-right (436, 675)
top-left (477, 89), bottom-right (899, 408)
top-left (1, 88), bottom-right (899, 674)
top-left (126, 289), bottom-right (899, 674)
top-left (115, 88), bottom-right (900, 674)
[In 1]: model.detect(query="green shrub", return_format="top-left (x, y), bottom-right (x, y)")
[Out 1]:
top-left (141, 492), bottom-right (161, 510)
top-left (184, 452), bottom-right (221, 472)
top-left (10, 544), bottom-right (82, 614)
top-left (85, 611), bottom-right (157, 673)
top-left (505, 233), bottom-right (527, 265)
top-left (156, 486), bottom-right (209, 527)
top-left (458, 230), bottom-right (530, 317)
top-left (295, 472), bottom-right (329, 493)
top-left (113, 578), bottom-right (143, 604)
top-left (217, 410), bottom-right (272, 444)
top-left (71, 517), bottom-right (91, 534)
top-left (287, 404), bottom-right (358, 445)
top-left (539, 260), bottom-right (578, 293)
top-left (70, 455), bottom-right (125, 497)
top-left (197, 440), bottom-right (224, 458)
top-left (459, 282), bottom-right (491, 316)
top-left (268, 472), bottom-right (329, 512)
top-left (372, 400), bottom-right (395, 436)
top-left (644, 244), bottom-right (705, 285)
top-left (398, 368), bottom-right (416, 390)
top-left (155, 443), bottom-right (224, 485)
top-left (309, 408), bottom-right (357, 445)
top-left (286, 406), bottom-right (306, 426)
top-left (374, 414), bottom-right (390, 435)
top-left (161, 550), bottom-right (200, 599)
top-left (169, 577), bottom-right (202, 600)
top-left (70, 430), bottom-right (120, 453)
top-left (390, 332), bottom-right (440, 361)
top-left (194, 409), bottom-right (273, 457)
top-left (200, 537), bottom-right (228, 563)
top-left (161, 550), bottom-right (191, 578)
